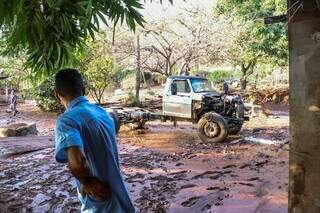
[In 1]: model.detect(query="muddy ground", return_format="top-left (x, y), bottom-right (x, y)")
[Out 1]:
top-left (0, 101), bottom-right (289, 213)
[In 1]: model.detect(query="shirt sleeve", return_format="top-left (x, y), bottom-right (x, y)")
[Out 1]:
top-left (55, 116), bottom-right (83, 163)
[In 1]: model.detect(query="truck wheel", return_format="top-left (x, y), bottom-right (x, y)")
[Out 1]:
top-left (197, 112), bottom-right (229, 143)
top-left (109, 111), bottom-right (121, 135)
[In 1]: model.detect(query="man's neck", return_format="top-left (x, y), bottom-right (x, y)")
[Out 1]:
top-left (65, 95), bottom-right (82, 108)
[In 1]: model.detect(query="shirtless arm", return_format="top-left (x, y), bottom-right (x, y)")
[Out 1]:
top-left (67, 147), bottom-right (111, 200)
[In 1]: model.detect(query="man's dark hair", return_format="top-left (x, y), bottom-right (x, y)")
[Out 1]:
top-left (55, 69), bottom-right (84, 98)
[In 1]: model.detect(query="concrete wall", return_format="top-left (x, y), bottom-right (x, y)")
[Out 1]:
top-left (289, 1), bottom-right (320, 212)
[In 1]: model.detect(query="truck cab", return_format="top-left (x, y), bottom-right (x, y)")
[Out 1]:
top-left (163, 76), bottom-right (219, 119)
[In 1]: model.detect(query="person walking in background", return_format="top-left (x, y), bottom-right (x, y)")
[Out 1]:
top-left (54, 69), bottom-right (135, 213)
top-left (9, 90), bottom-right (18, 116)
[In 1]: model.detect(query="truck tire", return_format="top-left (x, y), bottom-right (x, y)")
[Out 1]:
top-left (109, 111), bottom-right (121, 135)
top-left (197, 112), bottom-right (229, 143)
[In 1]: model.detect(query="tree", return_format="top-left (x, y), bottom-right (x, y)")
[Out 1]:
top-left (0, 55), bottom-right (25, 89)
top-left (78, 37), bottom-right (119, 104)
top-left (140, 27), bottom-right (184, 77)
top-left (83, 56), bottom-right (117, 105)
top-left (32, 78), bottom-right (64, 112)
top-left (214, 0), bottom-right (288, 90)
top-left (174, 7), bottom-right (231, 74)
top-left (138, 7), bottom-right (227, 77)
top-left (102, 7), bottom-right (229, 86)
top-left (0, 0), bottom-right (173, 74)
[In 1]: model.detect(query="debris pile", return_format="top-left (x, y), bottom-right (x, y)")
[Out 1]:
top-left (244, 87), bottom-right (289, 105)
top-left (142, 96), bottom-right (162, 111)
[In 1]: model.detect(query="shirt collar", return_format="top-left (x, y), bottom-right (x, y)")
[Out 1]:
top-left (66, 96), bottom-right (88, 112)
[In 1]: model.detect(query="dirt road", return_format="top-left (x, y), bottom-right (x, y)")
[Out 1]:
top-left (0, 102), bottom-right (289, 213)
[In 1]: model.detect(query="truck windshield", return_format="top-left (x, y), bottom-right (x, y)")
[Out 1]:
top-left (190, 78), bottom-right (215, 93)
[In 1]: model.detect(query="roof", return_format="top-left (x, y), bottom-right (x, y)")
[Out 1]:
top-left (168, 75), bottom-right (207, 80)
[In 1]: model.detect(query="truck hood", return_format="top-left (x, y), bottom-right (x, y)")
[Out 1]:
top-left (192, 91), bottom-right (221, 101)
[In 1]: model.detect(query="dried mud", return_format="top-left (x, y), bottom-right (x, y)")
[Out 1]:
top-left (0, 102), bottom-right (289, 213)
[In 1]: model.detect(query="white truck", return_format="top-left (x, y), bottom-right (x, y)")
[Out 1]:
top-left (110, 76), bottom-right (249, 143)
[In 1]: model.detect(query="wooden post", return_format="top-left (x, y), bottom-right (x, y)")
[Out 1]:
top-left (288, 0), bottom-right (320, 212)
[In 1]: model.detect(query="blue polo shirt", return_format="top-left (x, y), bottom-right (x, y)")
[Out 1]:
top-left (55, 96), bottom-right (135, 213)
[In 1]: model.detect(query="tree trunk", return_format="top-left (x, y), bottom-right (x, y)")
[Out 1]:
top-left (240, 63), bottom-right (249, 90)
top-left (135, 32), bottom-right (141, 100)
top-left (253, 73), bottom-right (259, 90)
top-left (240, 60), bottom-right (256, 91)
top-left (288, 1), bottom-right (320, 212)
top-left (240, 77), bottom-right (247, 91)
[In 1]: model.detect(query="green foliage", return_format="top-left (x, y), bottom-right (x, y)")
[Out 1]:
top-left (125, 91), bottom-right (142, 107)
top-left (77, 36), bottom-right (122, 104)
top-left (0, 53), bottom-right (35, 97)
top-left (82, 55), bottom-right (118, 104)
top-left (214, 0), bottom-right (288, 71)
top-left (31, 78), bottom-right (63, 112)
top-left (0, 0), bottom-right (145, 74)
top-left (208, 69), bottom-right (240, 83)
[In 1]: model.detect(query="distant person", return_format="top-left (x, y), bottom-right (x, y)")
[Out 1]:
top-left (54, 69), bottom-right (135, 213)
top-left (9, 90), bottom-right (18, 116)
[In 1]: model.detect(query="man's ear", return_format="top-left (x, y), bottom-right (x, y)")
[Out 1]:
top-left (54, 90), bottom-right (64, 104)
top-left (54, 90), bottom-right (60, 100)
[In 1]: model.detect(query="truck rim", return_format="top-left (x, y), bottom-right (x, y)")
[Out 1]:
top-left (204, 122), bottom-right (220, 138)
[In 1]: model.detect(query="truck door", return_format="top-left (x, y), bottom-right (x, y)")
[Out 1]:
top-left (163, 79), bottom-right (192, 118)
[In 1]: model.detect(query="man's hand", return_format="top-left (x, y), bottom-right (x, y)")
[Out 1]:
top-left (82, 178), bottom-right (111, 201)
top-left (67, 147), bottom-right (111, 201)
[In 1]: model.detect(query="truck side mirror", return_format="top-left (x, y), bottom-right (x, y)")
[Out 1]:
top-left (171, 83), bottom-right (177, 95)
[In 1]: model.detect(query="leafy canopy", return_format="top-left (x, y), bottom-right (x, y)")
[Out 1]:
top-left (32, 78), bottom-right (64, 112)
top-left (77, 36), bottom-right (120, 104)
top-left (0, 0), bottom-right (148, 74)
top-left (214, 0), bottom-right (288, 68)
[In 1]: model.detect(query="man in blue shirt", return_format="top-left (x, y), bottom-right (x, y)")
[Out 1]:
top-left (54, 69), bottom-right (135, 213)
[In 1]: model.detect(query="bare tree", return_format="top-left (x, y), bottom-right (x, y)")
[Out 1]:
top-left (139, 7), bottom-right (233, 77)
top-left (107, 7), bottom-right (234, 79)
top-left (140, 27), bottom-right (185, 76)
